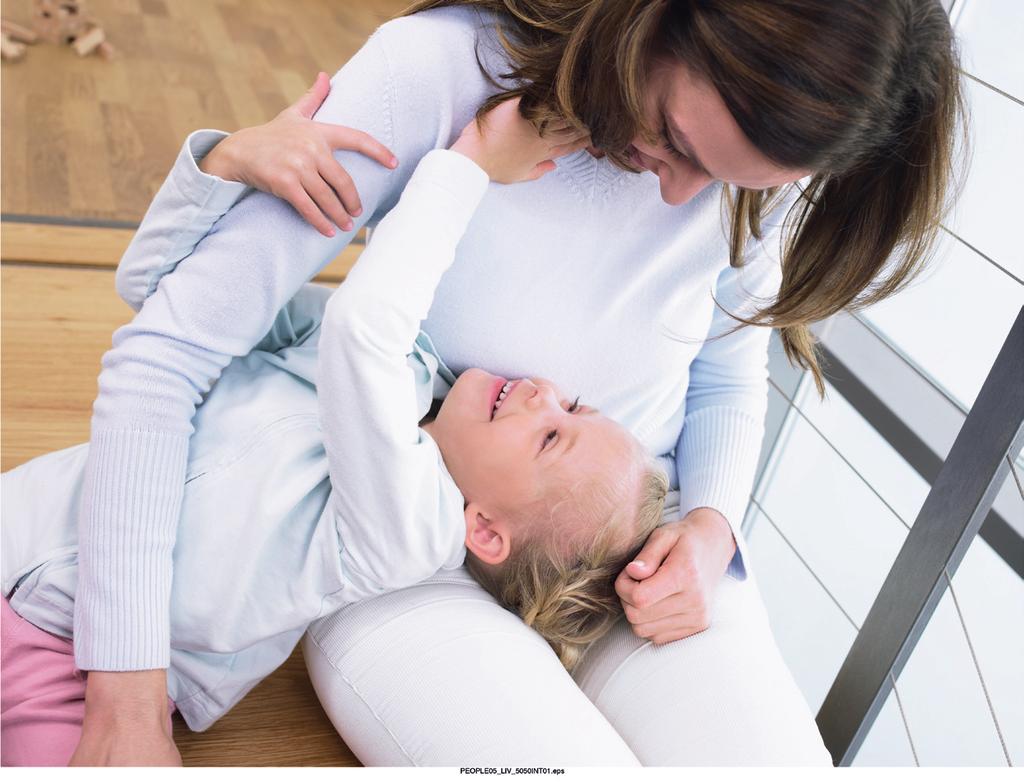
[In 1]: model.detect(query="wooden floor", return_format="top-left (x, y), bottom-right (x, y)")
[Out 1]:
top-left (2, 0), bottom-right (409, 223)
top-left (1, 0), bottom-right (411, 767)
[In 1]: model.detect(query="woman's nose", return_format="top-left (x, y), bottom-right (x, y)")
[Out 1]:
top-left (660, 169), bottom-right (714, 206)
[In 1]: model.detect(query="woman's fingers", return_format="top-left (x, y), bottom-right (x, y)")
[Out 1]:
top-left (632, 611), bottom-right (709, 644)
top-left (304, 171), bottom-right (355, 233)
top-left (320, 124), bottom-right (399, 170)
top-left (614, 528), bottom-right (680, 609)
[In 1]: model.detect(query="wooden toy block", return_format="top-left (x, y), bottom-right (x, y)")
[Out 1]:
top-left (1, 19), bottom-right (38, 43)
top-left (71, 23), bottom-right (103, 56)
top-left (1, 33), bottom-right (27, 60)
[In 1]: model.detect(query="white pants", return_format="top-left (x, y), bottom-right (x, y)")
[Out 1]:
top-left (303, 494), bottom-right (832, 766)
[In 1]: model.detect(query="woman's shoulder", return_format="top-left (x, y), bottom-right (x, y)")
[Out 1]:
top-left (373, 6), bottom-right (511, 92)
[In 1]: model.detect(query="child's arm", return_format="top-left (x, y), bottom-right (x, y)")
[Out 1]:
top-left (114, 130), bottom-right (250, 312)
top-left (116, 79), bottom-right (396, 313)
top-left (318, 100), bottom-right (586, 598)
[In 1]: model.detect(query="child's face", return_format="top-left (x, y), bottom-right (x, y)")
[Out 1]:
top-left (424, 369), bottom-right (640, 547)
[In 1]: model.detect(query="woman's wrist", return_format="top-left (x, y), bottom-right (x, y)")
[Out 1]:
top-left (84, 670), bottom-right (169, 721)
top-left (684, 506), bottom-right (737, 569)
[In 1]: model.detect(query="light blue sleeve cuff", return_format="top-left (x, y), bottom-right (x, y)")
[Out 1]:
top-left (115, 130), bottom-right (253, 310)
top-left (180, 129), bottom-right (252, 211)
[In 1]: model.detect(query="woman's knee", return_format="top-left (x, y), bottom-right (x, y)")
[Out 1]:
top-left (574, 576), bottom-right (832, 766)
top-left (303, 572), bottom-right (640, 766)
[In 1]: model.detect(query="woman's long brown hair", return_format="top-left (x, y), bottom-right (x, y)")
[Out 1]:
top-left (401, 0), bottom-right (966, 394)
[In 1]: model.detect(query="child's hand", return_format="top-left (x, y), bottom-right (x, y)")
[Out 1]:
top-left (450, 98), bottom-right (589, 184)
top-left (199, 72), bottom-right (398, 237)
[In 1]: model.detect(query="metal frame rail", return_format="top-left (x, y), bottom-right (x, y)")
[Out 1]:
top-left (816, 306), bottom-right (1024, 765)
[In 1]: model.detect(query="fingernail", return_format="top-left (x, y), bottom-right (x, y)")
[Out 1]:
top-left (343, 222), bottom-right (353, 232)
top-left (389, 157), bottom-right (398, 168)
top-left (631, 560), bottom-right (645, 568)
top-left (351, 207), bottom-right (362, 217)
top-left (326, 228), bottom-right (336, 237)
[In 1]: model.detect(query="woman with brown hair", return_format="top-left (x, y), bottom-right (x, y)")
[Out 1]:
top-left (57, 0), bottom-right (962, 765)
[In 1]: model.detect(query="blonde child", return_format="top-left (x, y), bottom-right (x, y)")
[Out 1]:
top-left (1, 100), bottom-right (666, 765)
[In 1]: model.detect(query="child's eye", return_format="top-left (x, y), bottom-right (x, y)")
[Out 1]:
top-left (543, 430), bottom-right (558, 450)
top-left (567, 396), bottom-right (581, 413)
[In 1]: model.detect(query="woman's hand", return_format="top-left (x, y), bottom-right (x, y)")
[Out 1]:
top-left (199, 72), bottom-right (398, 238)
top-left (69, 670), bottom-right (181, 766)
top-left (450, 97), bottom-right (589, 183)
top-left (615, 507), bottom-right (737, 645)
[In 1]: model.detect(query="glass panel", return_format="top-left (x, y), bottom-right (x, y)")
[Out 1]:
top-left (862, 230), bottom-right (1024, 409)
top-left (955, 0), bottom-right (1024, 99)
top-left (950, 536), bottom-right (1024, 762)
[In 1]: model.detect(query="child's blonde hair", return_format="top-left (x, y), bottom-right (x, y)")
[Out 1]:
top-left (466, 458), bottom-right (670, 672)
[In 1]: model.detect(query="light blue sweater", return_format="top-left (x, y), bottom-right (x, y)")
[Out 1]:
top-left (3, 150), bottom-right (486, 730)
top-left (74, 6), bottom-right (792, 672)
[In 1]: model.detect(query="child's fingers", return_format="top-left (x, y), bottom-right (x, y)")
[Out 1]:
top-left (289, 71), bottom-right (332, 120)
top-left (317, 158), bottom-right (362, 221)
top-left (526, 160), bottom-right (558, 181)
top-left (283, 185), bottom-right (336, 238)
top-left (303, 172), bottom-right (354, 233)
top-left (320, 125), bottom-right (398, 170)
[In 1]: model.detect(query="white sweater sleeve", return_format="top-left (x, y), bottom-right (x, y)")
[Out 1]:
top-left (319, 150), bottom-right (487, 597)
top-left (115, 130), bottom-right (250, 312)
top-left (674, 227), bottom-right (784, 581)
top-left (73, 17), bottom-right (480, 670)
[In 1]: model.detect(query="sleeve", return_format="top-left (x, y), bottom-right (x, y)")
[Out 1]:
top-left (115, 130), bottom-right (250, 312)
top-left (674, 225), bottom-right (785, 582)
top-left (73, 22), bottom-right (469, 671)
top-left (318, 150), bottom-right (487, 598)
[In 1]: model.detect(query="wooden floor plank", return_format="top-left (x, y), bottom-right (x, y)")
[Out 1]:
top-left (1, 0), bottom-right (410, 223)
top-left (1, 222), bottom-right (364, 281)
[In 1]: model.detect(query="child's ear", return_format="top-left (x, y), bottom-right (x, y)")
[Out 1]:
top-left (463, 502), bottom-right (511, 565)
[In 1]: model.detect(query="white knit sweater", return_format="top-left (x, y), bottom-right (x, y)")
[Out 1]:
top-left (75, 6), bottom-right (791, 670)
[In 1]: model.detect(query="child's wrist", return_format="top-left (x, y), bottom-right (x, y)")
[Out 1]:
top-left (449, 136), bottom-right (492, 178)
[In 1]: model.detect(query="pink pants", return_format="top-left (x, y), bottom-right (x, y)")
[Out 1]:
top-left (1, 597), bottom-right (175, 766)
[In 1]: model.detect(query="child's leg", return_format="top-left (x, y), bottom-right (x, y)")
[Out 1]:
top-left (1, 596), bottom-right (86, 766)
top-left (1, 598), bottom-right (175, 767)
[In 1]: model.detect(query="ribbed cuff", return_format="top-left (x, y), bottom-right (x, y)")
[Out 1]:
top-left (73, 429), bottom-right (190, 671)
top-left (676, 407), bottom-right (766, 581)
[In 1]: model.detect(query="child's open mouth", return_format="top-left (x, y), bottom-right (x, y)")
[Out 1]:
top-left (490, 379), bottom-right (518, 419)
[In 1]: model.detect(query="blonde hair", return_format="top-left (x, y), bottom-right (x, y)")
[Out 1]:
top-left (466, 459), bottom-right (670, 672)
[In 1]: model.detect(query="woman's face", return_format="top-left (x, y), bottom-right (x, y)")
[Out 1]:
top-left (628, 58), bottom-right (811, 205)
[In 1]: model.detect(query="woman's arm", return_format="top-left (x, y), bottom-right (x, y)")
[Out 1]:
top-left (616, 221), bottom-right (786, 644)
top-left (116, 77), bottom-right (396, 313)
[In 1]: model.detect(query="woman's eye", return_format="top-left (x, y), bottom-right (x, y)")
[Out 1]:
top-left (660, 124), bottom-right (687, 161)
